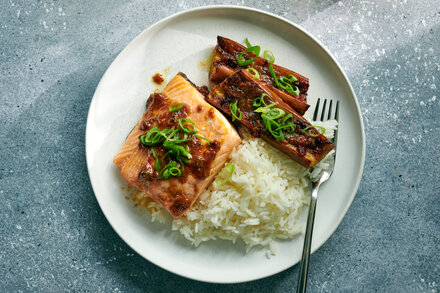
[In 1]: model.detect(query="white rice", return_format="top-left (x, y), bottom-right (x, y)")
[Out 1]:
top-left (144, 117), bottom-right (337, 256)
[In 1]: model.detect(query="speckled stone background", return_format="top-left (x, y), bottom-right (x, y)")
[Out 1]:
top-left (1, 0), bottom-right (439, 292)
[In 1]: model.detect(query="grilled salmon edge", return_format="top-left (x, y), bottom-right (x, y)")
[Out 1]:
top-left (113, 74), bottom-right (242, 218)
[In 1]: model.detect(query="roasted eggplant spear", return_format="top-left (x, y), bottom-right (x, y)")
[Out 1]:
top-left (206, 69), bottom-right (334, 168)
top-left (209, 36), bottom-right (310, 115)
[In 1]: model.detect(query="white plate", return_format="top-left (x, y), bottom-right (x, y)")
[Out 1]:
top-left (86, 6), bottom-right (365, 283)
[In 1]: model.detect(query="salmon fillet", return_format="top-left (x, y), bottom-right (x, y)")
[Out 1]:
top-left (114, 73), bottom-right (241, 218)
top-left (209, 36), bottom-right (310, 115)
top-left (206, 69), bottom-right (333, 168)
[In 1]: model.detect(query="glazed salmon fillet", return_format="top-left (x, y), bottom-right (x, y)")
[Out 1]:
top-left (206, 69), bottom-right (333, 168)
top-left (114, 73), bottom-right (241, 218)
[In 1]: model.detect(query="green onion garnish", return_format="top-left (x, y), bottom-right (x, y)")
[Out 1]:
top-left (263, 108), bottom-right (285, 120)
top-left (278, 114), bottom-right (296, 134)
top-left (278, 79), bottom-right (294, 93)
top-left (301, 126), bottom-right (326, 137)
top-left (141, 126), bottom-right (192, 166)
top-left (279, 76), bottom-right (300, 96)
top-left (169, 167), bottom-right (181, 176)
top-left (163, 139), bottom-right (192, 160)
top-left (151, 149), bottom-right (160, 171)
top-left (140, 126), bottom-right (165, 146)
top-left (267, 60), bottom-right (300, 97)
top-left (291, 86), bottom-right (300, 96)
top-left (169, 103), bottom-right (184, 112)
top-left (241, 42), bottom-right (300, 97)
top-left (246, 67), bottom-right (260, 79)
top-left (159, 161), bottom-right (182, 180)
top-left (254, 102), bottom-right (276, 114)
top-left (254, 99), bottom-right (286, 141)
top-left (216, 163), bottom-right (235, 186)
top-left (178, 118), bottom-right (197, 134)
top-left (253, 93), bottom-right (269, 107)
top-left (245, 38), bottom-right (252, 48)
top-left (229, 100), bottom-right (242, 121)
top-left (252, 95), bottom-right (305, 141)
top-left (237, 45), bottom-right (261, 66)
top-left (269, 63), bottom-right (281, 88)
top-left (263, 50), bottom-right (275, 64)
top-left (195, 134), bottom-right (210, 143)
top-left (277, 123), bottom-right (296, 134)
top-left (161, 151), bottom-right (170, 165)
top-left (164, 127), bottom-right (191, 144)
top-left (262, 116), bottom-right (284, 141)
top-left (283, 74), bottom-right (297, 83)
top-left (140, 117), bottom-right (213, 179)
top-left (282, 113), bottom-right (293, 124)
top-left (253, 96), bottom-right (262, 107)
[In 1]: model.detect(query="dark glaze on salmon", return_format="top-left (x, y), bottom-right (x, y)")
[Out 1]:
top-left (114, 73), bottom-right (241, 218)
top-left (209, 36), bottom-right (310, 115)
top-left (206, 69), bottom-right (333, 168)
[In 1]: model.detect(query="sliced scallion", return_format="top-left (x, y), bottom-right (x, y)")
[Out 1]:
top-left (253, 93), bottom-right (269, 107)
top-left (277, 123), bottom-right (296, 134)
top-left (169, 103), bottom-right (184, 112)
top-left (254, 102), bottom-right (276, 114)
top-left (262, 116), bottom-right (284, 141)
top-left (168, 167), bottom-right (181, 176)
top-left (178, 118), bottom-right (197, 134)
top-left (283, 74), bottom-right (297, 83)
top-left (195, 134), bottom-right (210, 143)
top-left (245, 38), bottom-right (252, 48)
top-left (229, 100), bottom-right (242, 121)
top-left (151, 149), bottom-right (160, 171)
top-left (140, 126), bottom-right (165, 146)
top-left (263, 50), bottom-right (275, 64)
top-left (216, 163), bottom-right (235, 186)
top-left (163, 140), bottom-right (192, 160)
top-left (246, 67), bottom-right (260, 79)
top-left (263, 108), bottom-right (285, 120)
top-left (301, 126), bottom-right (326, 137)
top-left (279, 76), bottom-right (300, 96)
top-left (269, 64), bottom-right (281, 88)
top-left (237, 45), bottom-right (261, 66)
top-left (291, 85), bottom-right (300, 96)
top-left (159, 161), bottom-right (181, 180)
top-left (279, 114), bottom-right (296, 134)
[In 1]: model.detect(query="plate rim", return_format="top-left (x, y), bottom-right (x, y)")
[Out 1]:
top-left (85, 5), bottom-right (366, 284)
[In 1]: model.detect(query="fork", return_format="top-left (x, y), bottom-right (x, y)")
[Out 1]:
top-left (297, 98), bottom-right (339, 293)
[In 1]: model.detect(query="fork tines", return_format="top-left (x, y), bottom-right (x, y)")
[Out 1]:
top-left (312, 98), bottom-right (339, 122)
top-left (312, 98), bottom-right (339, 146)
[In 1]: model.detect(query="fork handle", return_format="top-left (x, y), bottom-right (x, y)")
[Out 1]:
top-left (297, 180), bottom-right (321, 293)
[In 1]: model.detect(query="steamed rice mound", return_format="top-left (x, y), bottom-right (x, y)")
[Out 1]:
top-left (174, 137), bottom-right (309, 250)
top-left (145, 119), bottom-right (337, 255)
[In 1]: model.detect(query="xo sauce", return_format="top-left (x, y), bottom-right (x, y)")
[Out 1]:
top-left (214, 39), bottom-right (308, 100)
top-left (138, 93), bottom-right (220, 183)
top-left (152, 73), bottom-right (165, 85)
top-left (214, 73), bottom-right (330, 159)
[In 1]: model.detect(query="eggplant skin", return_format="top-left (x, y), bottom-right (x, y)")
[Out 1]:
top-left (206, 69), bottom-right (334, 168)
top-left (209, 36), bottom-right (310, 115)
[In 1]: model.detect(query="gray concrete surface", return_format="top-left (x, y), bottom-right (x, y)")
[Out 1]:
top-left (1, 0), bottom-right (439, 292)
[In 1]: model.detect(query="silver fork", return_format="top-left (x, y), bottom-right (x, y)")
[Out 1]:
top-left (297, 98), bottom-right (339, 293)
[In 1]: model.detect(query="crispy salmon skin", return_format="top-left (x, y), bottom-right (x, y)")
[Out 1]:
top-left (114, 73), bottom-right (241, 218)
top-left (206, 69), bottom-right (333, 168)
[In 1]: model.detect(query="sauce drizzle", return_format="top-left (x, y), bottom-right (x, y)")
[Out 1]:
top-left (152, 73), bottom-right (165, 85)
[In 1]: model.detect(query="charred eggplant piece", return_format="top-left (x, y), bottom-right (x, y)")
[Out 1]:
top-left (209, 36), bottom-right (310, 115)
top-left (206, 69), bottom-right (333, 168)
